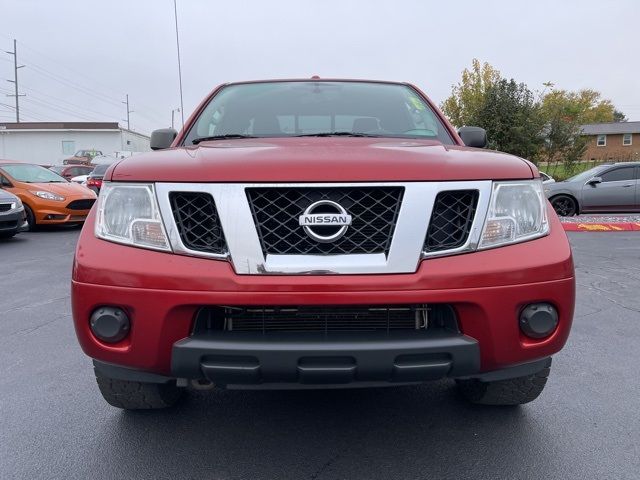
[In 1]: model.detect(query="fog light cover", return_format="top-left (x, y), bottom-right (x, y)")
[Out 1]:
top-left (90, 306), bottom-right (130, 343)
top-left (519, 303), bottom-right (558, 339)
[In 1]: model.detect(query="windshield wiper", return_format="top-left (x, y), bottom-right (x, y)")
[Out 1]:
top-left (192, 134), bottom-right (256, 144)
top-left (293, 131), bottom-right (382, 138)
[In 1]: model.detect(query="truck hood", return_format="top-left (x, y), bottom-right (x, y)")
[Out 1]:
top-left (110, 137), bottom-right (533, 182)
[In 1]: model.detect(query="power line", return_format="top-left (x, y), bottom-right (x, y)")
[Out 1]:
top-left (12, 39), bottom-right (167, 119)
top-left (25, 63), bottom-right (125, 108)
top-left (23, 62), bottom-right (160, 129)
top-left (13, 37), bottom-right (166, 118)
top-left (23, 96), bottom-right (102, 121)
top-left (1, 101), bottom-right (52, 121)
top-left (20, 85), bottom-right (121, 121)
top-left (1, 37), bottom-right (164, 127)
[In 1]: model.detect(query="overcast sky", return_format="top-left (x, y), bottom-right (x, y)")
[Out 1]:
top-left (1, 0), bottom-right (638, 134)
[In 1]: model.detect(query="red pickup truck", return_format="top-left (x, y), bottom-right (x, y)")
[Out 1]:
top-left (71, 79), bottom-right (574, 409)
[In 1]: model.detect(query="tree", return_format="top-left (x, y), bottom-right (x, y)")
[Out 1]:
top-left (441, 59), bottom-right (501, 128)
top-left (442, 60), bottom-right (544, 159)
top-left (539, 89), bottom-right (615, 171)
top-left (475, 79), bottom-right (545, 159)
top-left (442, 59), bottom-right (623, 170)
top-left (613, 109), bottom-right (627, 122)
top-left (540, 89), bottom-right (615, 125)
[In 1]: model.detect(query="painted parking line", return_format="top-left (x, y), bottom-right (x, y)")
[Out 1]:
top-left (561, 222), bottom-right (640, 232)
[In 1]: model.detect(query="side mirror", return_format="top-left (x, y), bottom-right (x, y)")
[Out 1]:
top-left (587, 176), bottom-right (602, 186)
top-left (0, 177), bottom-right (12, 188)
top-left (458, 126), bottom-right (487, 148)
top-left (150, 128), bottom-right (178, 150)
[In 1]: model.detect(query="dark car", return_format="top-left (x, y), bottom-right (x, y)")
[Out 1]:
top-left (0, 188), bottom-right (28, 238)
top-left (85, 164), bottom-right (110, 194)
top-left (49, 165), bottom-right (95, 181)
top-left (545, 162), bottom-right (640, 216)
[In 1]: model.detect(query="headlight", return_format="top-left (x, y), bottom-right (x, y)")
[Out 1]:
top-left (95, 183), bottom-right (170, 251)
top-left (479, 180), bottom-right (549, 249)
top-left (31, 191), bottom-right (65, 201)
top-left (8, 198), bottom-right (23, 210)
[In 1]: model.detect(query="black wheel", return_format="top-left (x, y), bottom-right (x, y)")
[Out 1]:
top-left (23, 204), bottom-right (36, 231)
top-left (95, 372), bottom-right (184, 410)
top-left (456, 365), bottom-right (550, 405)
top-left (550, 195), bottom-right (577, 217)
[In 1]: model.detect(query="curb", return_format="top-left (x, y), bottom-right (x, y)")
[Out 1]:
top-left (561, 222), bottom-right (640, 232)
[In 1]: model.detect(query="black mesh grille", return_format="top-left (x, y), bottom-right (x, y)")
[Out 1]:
top-left (0, 220), bottom-right (18, 229)
top-left (247, 187), bottom-right (403, 255)
top-left (424, 190), bottom-right (478, 252)
top-left (0, 203), bottom-right (12, 212)
top-left (66, 199), bottom-right (95, 210)
top-left (170, 192), bottom-right (227, 254)
top-left (193, 304), bottom-right (459, 334)
top-left (227, 305), bottom-right (426, 332)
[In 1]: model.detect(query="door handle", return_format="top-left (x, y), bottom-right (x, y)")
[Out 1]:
top-left (622, 184), bottom-right (634, 188)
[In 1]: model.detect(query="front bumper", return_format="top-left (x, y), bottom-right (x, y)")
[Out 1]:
top-left (172, 330), bottom-right (480, 385)
top-left (29, 199), bottom-right (93, 225)
top-left (72, 208), bottom-right (575, 386)
top-left (0, 208), bottom-right (28, 233)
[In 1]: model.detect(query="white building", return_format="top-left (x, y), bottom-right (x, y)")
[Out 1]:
top-left (0, 122), bottom-right (150, 165)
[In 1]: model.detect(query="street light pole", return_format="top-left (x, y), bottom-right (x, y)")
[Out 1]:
top-left (4, 39), bottom-right (26, 123)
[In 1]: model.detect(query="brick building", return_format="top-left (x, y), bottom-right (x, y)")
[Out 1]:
top-left (581, 121), bottom-right (640, 162)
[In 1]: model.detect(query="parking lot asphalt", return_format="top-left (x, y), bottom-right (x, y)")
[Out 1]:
top-left (1, 228), bottom-right (639, 480)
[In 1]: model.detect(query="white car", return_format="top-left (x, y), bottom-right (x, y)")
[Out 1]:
top-left (540, 172), bottom-right (555, 184)
top-left (70, 174), bottom-right (89, 185)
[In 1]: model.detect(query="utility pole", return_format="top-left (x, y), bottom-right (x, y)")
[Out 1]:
top-left (4, 39), bottom-right (26, 123)
top-left (122, 94), bottom-right (133, 130)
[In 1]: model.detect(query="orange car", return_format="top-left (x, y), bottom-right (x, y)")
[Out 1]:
top-left (0, 162), bottom-right (97, 230)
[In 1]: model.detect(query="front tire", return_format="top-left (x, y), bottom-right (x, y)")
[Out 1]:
top-left (95, 372), bottom-right (184, 410)
top-left (23, 204), bottom-right (36, 231)
top-left (456, 365), bottom-right (550, 405)
top-left (550, 195), bottom-right (578, 217)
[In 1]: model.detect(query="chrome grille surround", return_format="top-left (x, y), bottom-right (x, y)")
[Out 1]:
top-left (155, 181), bottom-right (492, 275)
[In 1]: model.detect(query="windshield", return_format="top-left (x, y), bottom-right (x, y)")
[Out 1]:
top-left (183, 81), bottom-right (454, 145)
top-left (1, 164), bottom-right (68, 183)
top-left (565, 166), bottom-right (607, 183)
